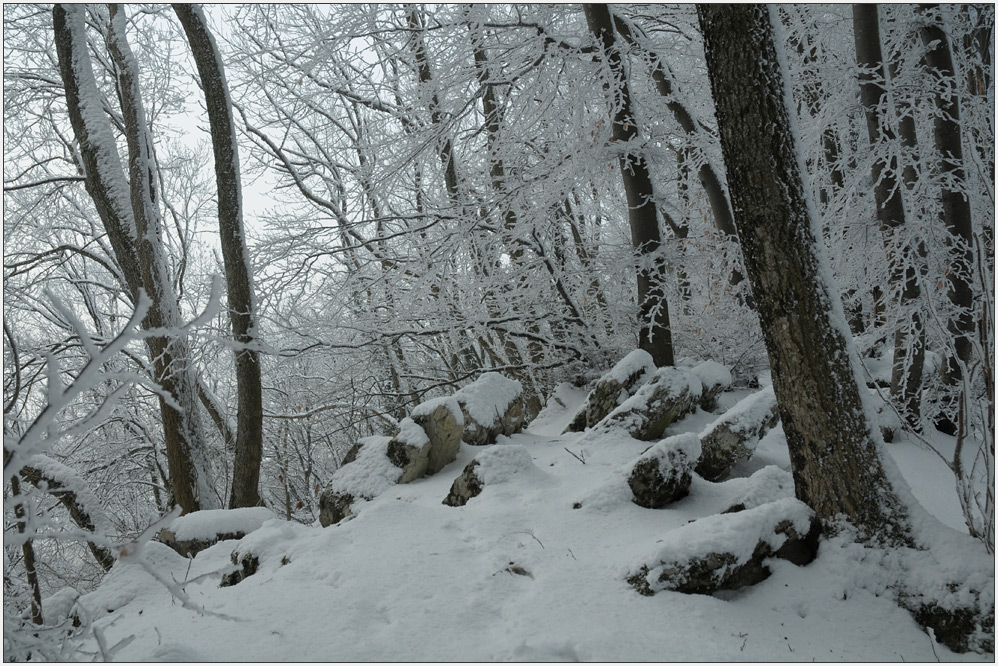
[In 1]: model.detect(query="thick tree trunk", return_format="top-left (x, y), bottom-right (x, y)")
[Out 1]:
top-left (853, 4), bottom-right (926, 429)
top-left (585, 3), bottom-right (674, 367)
top-left (54, 4), bottom-right (214, 514)
top-left (173, 4), bottom-right (264, 509)
top-left (698, 3), bottom-right (910, 544)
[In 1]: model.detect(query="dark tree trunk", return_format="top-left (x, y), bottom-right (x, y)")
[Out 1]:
top-left (54, 4), bottom-right (213, 514)
top-left (698, 3), bottom-right (910, 545)
top-left (173, 4), bottom-right (264, 509)
top-left (853, 4), bottom-right (926, 429)
top-left (918, 4), bottom-right (976, 431)
top-left (585, 3), bottom-right (674, 367)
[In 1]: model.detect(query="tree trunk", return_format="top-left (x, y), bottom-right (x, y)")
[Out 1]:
top-left (173, 4), bottom-right (264, 509)
top-left (698, 3), bottom-right (910, 544)
top-left (53, 3), bottom-right (214, 514)
top-left (852, 4), bottom-right (925, 429)
top-left (585, 3), bottom-right (674, 367)
top-left (918, 4), bottom-right (977, 434)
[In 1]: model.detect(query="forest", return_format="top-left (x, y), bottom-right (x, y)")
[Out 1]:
top-left (3, 3), bottom-right (994, 660)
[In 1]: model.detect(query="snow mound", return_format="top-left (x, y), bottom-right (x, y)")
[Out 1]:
top-left (728, 465), bottom-right (796, 509)
top-left (396, 417), bottom-right (430, 447)
top-left (690, 360), bottom-right (732, 390)
top-left (168, 507), bottom-right (277, 542)
top-left (700, 386), bottom-right (777, 450)
top-left (472, 444), bottom-right (544, 485)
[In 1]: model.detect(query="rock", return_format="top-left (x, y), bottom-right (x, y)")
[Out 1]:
top-left (220, 550), bottom-right (259, 587)
top-left (387, 417), bottom-right (433, 483)
top-left (442, 445), bottom-right (543, 507)
top-left (318, 490), bottom-right (356, 527)
top-left (601, 367), bottom-right (702, 441)
top-left (627, 498), bottom-right (819, 596)
top-left (696, 386), bottom-right (779, 482)
top-left (442, 459), bottom-right (483, 507)
top-left (409, 397), bottom-right (464, 474)
top-left (628, 433), bottom-right (701, 509)
top-left (454, 373), bottom-right (524, 445)
top-left (156, 507), bottom-right (277, 558)
top-left (690, 360), bottom-right (732, 411)
top-left (900, 597), bottom-right (995, 654)
top-left (317, 436), bottom-right (402, 527)
top-left (565, 350), bottom-right (656, 432)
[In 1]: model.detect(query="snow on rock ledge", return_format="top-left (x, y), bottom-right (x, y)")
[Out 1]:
top-left (627, 497), bottom-right (819, 596)
top-left (696, 386), bottom-right (779, 482)
top-left (598, 367), bottom-right (702, 441)
top-left (157, 507), bottom-right (278, 558)
top-left (453, 373), bottom-right (525, 445)
top-left (564, 350), bottom-right (656, 433)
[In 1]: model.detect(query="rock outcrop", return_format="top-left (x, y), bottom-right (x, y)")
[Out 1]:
top-left (696, 386), bottom-right (779, 482)
top-left (454, 373), bottom-right (524, 445)
top-left (442, 445), bottom-right (543, 507)
top-left (627, 498), bottom-right (819, 596)
top-left (156, 507), bottom-right (277, 558)
top-left (601, 367), bottom-right (702, 441)
top-left (565, 350), bottom-right (656, 432)
top-left (628, 433), bottom-right (701, 509)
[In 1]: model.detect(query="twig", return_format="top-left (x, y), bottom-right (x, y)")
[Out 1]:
top-left (564, 447), bottom-right (586, 464)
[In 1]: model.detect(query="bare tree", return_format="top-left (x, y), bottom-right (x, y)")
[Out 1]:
top-left (172, 4), bottom-right (263, 509)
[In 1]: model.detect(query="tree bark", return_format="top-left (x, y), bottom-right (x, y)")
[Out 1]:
top-left (173, 4), bottom-right (264, 509)
top-left (53, 3), bottom-right (214, 514)
top-left (585, 3), bottom-right (674, 367)
top-left (853, 4), bottom-right (925, 429)
top-left (918, 4), bottom-right (976, 430)
top-left (698, 3), bottom-right (910, 544)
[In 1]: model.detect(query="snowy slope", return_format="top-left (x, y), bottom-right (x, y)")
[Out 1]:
top-left (67, 385), bottom-right (992, 662)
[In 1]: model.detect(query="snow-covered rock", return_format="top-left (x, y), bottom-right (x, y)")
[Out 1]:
top-left (721, 465), bottom-right (796, 513)
top-left (157, 507), bottom-right (278, 558)
top-left (600, 367), bottom-right (702, 441)
top-left (628, 498), bottom-right (818, 595)
top-left (628, 433), bottom-right (701, 509)
top-left (443, 445), bottom-right (542, 507)
top-left (690, 360), bottom-right (732, 411)
top-left (696, 386), bottom-right (779, 482)
top-left (410, 397), bottom-right (464, 474)
top-left (565, 350), bottom-right (655, 432)
top-left (453, 373), bottom-right (524, 445)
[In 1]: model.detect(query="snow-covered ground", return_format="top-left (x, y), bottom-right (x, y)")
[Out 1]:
top-left (63, 384), bottom-right (993, 662)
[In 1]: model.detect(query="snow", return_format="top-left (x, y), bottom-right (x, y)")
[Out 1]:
top-left (606, 348), bottom-right (656, 384)
top-left (62, 395), bottom-right (993, 662)
top-left (394, 417), bottom-right (429, 447)
top-left (411, 395), bottom-right (464, 426)
top-left (700, 385), bottom-right (777, 448)
top-left (326, 435), bottom-right (400, 499)
top-left (453, 373), bottom-right (520, 427)
top-left (630, 497), bottom-right (815, 592)
top-left (690, 359), bottom-right (732, 389)
top-left (167, 507), bottom-right (277, 542)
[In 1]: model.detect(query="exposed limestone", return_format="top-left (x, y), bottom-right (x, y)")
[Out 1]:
top-left (318, 490), bottom-right (356, 527)
top-left (442, 445), bottom-right (544, 507)
top-left (565, 350), bottom-right (656, 432)
top-left (696, 386), bottom-right (779, 482)
top-left (220, 550), bottom-right (259, 587)
top-left (409, 398), bottom-right (464, 474)
top-left (601, 367), bottom-right (702, 441)
top-left (628, 433), bottom-right (701, 509)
